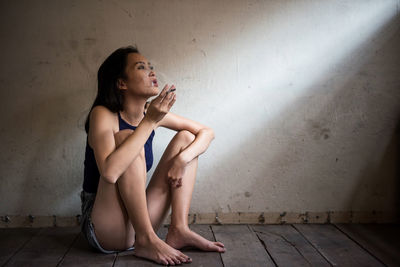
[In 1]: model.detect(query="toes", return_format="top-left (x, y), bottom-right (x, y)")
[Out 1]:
top-left (178, 253), bottom-right (191, 263)
top-left (211, 242), bottom-right (225, 252)
top-left (177, 255), bottom-right (187, 263)
top-left (168, 258), bottom-right (175, 266)
top-left (216, 241), bottom-right (225, 247)
top-left (166, 257), bottom-right (175, 265)
top-left (217, 245), bottom-right (226, 252)
top-left (179, 252), bottom-right (189, 259)
top-left (215, 242), bottom-right (226, 251)
top-left (173, 256), bottom-right (181, 265)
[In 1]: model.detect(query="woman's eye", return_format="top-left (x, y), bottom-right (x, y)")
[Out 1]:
top-left (138, 65), bottom-right (154, 70)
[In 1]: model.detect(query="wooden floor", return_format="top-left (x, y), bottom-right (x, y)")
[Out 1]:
top-left (1, 223), bottom-right (399, 266)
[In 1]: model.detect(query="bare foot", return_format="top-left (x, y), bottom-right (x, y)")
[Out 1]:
top-left (166, 226), bottom-right (226, 253)
top-left (133, 233), bottom-right (193, 265)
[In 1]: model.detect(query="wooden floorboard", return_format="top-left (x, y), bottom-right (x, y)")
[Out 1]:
top-left (114, 224), bottom-right (223, 266)
top-left (211, 224), bottom-right (275, 267)
top-left (335, 223), bottom-right (400, 267)
top-left (1, 224), bottom-right (399, 266)
top-left (58, 232), bottom-right (116, 266)
top-left (0, 227), bottom-right (42, 266)
top-left (3, 226), bottom-right (79, 267)
top-left (251, 224), bottom-right (330, 266)
top-left (176, 224), bottom-right (223, 267)
top-left (294, 224), bottom-right (385, 267)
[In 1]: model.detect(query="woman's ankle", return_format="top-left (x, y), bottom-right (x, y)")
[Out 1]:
top-left (135, 230), bottom-right (159, 245)
top-left (168, 224), bottom-right (190, 233)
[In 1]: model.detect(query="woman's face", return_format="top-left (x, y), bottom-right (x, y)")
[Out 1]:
top-left (118, 53), bottom-right (159, 97)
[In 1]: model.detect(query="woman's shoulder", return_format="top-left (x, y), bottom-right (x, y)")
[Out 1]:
top-left (89, 105), bottom-right (119, 132)
top-left (91, 105), bottom-right (117, 119)
top-left (92, 105), bottom-right (113, 113)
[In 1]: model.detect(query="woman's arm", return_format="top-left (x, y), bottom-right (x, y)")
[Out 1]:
top-left (90, 85), bottom-right (173, 184)
top-left (89, 106), bottom-right (157, 184)
top-left (156, 112), bottom-right (215, 164)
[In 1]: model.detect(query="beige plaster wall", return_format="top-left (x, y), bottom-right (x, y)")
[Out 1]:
top-left (0, 0), bottom-right (399, 219)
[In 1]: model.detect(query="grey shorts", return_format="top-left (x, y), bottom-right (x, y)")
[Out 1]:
top-left (80, 190), bottom-right (135, 254)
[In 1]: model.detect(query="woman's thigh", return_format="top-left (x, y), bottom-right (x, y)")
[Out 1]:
top-left (90, 177), bottom-right (135, 251)
top-left (90, 129), bottom-right (137, 251)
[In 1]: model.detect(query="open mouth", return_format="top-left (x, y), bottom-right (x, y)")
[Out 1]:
top-left (151, 79), bottom-right (158, 87)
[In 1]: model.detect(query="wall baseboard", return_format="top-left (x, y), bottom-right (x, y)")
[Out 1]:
top-left (1, 211), bottom-right (399, 228)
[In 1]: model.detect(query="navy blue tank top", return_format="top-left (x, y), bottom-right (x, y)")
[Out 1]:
top-left (82, 111), bottom-right (155, 193)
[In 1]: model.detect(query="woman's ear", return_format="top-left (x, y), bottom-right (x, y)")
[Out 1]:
top-left (117, 78), bottom-right (128, 90)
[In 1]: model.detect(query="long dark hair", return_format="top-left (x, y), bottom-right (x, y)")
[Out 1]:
top-left (84, 45), bottom-right (140, 134)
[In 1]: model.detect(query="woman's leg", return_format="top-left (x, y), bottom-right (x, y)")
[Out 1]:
top-left (145, 130), bottom-right (225, 252)
top-left (90, 130), bottom-right (137, 251)
top-left (91, 129), bottom-right (190, 266)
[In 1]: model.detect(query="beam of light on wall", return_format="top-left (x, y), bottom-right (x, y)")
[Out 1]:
top-left (201, 1), bottom-right (399, 157)
top-left (142, 1), bottom-right (399, 201)
top-left (147, 1), bottom-right (399, 186)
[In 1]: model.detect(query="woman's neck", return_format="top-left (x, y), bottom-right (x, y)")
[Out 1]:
top-left (121, 95), bottom-right (147, 126)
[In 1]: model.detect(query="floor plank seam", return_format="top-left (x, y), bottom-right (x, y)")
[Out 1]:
top-left (209, 224), bottom-right (225, 267)
top-left (56, 231), bottom-right (81, 267)
top-left (248, 225), bottom-right (278, 267)
top-left (2, 227), bottom-right (44, 267)
top-left (112, 252), bottom-right (118, 267)
top-left (251, 226), bottom-right (312, 266)
top-left (332, 224), bottom-right (388, 267)
top-left (291, 224), bottom-right (334, 267)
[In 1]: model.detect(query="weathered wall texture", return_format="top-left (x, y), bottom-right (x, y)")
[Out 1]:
top-left (0, 0), bottom-right (399, 220)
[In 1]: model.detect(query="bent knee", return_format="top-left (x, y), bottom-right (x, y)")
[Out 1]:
top-left (114, 129), bottom-right (134, 147)
top-left (176, 130), bottom-right (195, 144)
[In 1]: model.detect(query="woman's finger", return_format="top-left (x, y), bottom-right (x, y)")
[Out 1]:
top-left (161, 84), bottom-right (169, 96)
top-left (167, 92), bottom-right (175, 101)
top-left (160, 85), bottom-right (176, 105)
top-left (168, 95), bottom-right (176, 109)
top-left (165, 84), bottom-right (175, 92)
top-left (161, 91), bottom-right (174, 107)
top-left (164, 85), bottom-right (176, 97)
top-left (166, 91), bottom-right (173, 98)
top-left (158, 84), bottom-right (169, 103)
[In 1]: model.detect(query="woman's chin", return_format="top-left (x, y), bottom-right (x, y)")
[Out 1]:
top-left (151, 87), bottom-right (159, 95)
top-left (140, 86), bottom-right (159, 98)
